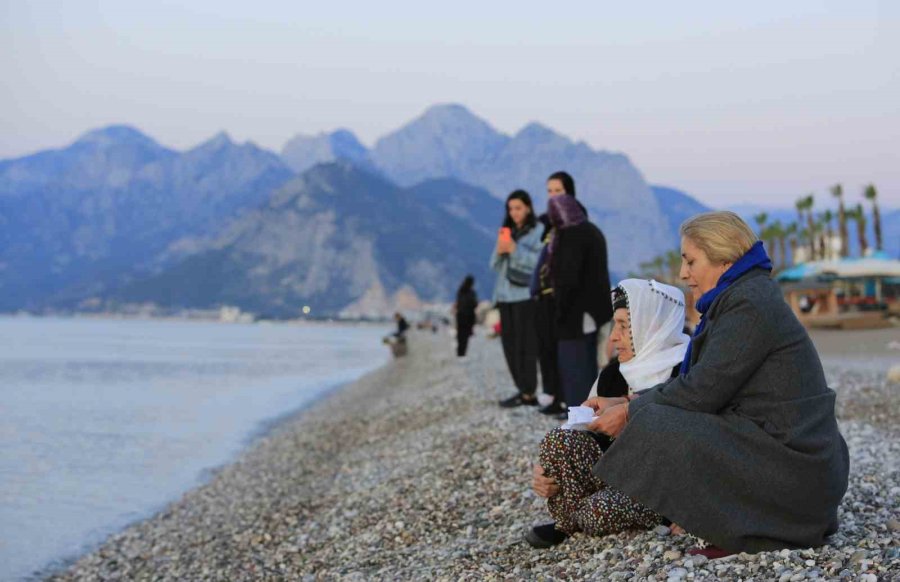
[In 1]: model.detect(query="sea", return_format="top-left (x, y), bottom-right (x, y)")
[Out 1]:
top-left (0, 316), bottom-right (389, 580)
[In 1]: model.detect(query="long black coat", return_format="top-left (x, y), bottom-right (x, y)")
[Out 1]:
top-left (551, 221), bottom-right (613, 340)
top-left (594, 269), bottom-right (849, 553)
top-left (455, 289), bottom-right (477, 337)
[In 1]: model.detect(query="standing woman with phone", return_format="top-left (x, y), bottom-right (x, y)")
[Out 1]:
top-left (491, 190), bottom-right (543, 407)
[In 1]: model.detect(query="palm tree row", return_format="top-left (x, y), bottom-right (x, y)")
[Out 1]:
top-left (788, 183), bottom-right (882, 263)
top-left (636, 183), bottom-right (885, 282)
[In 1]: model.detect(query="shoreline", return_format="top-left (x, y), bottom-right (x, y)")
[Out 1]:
top-left (48, 330), bottom-right (899, 580)
top-left (29, 368), bottom-right (388, 582)
top-left (4, 322), bottom-right (390, 582)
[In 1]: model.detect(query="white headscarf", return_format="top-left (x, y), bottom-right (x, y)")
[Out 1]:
top-left (589, 279), bottom-right (689, 396)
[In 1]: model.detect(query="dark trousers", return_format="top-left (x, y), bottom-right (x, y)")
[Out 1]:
top-left (534, 296), bottom-right (561, 401)
top-left (456, 323), bottom-right (473, 356)
top-left (498, 301), bottom-right (538, 396)
top-left (558, 331), bottom-right (598, 408)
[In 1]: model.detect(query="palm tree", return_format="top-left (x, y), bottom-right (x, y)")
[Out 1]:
top-left (831, 183), bottom-right (849, 258)
top-left (652, 255), bottom-right (665, 280)
top-left (822, 209), bottom-right (835, 260)
top-left (753, 212), bottom-right (769, 237)
top-left (794, 198), bottom-right (808, 261)
top-left (760, 224), bottom-right (779, 269)
top-left (799, 227), bottom-right (811, 262)
top-left (852, 203), bottom-right (869, 257)
top-left (813, 216), bottom-right (827, 262)
top-left (665, 249), bottom-right (682, 284)
top-left (769, 220), bottom-right (787, 271)
top-left (864, 184), bottom-right (882, 252)
top-left (786, 222), bottom-right (799, 266)
top-left (804, 194), bottom-right (816, 260)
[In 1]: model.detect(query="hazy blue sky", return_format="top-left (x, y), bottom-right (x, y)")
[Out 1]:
top-left (2, 1), bottom-right (898, 206)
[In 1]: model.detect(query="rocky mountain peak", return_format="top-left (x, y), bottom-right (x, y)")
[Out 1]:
top-left (74, 125), bottom-right (162, 150)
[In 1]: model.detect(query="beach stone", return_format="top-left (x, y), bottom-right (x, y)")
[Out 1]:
top-left (849, 550), bottom-right (867, 565)
top-left (887, 365), bottom-right (900, 383)
top-left (37, 334), bottom-right (900, 581)
top-left (887, 518), bottom-right (900, 532)
top-left (654, 525), bottom-right (671, 536)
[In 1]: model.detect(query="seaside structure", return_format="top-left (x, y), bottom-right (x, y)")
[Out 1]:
top-left (777, 252), bottom-right (900, 328)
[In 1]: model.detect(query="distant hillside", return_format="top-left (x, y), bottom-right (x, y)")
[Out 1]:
top-left (0, 126), bottom-right (294, 310)
top-left (113, 163), bottom-right (497, 317)
top-left (651, 185), bottom-right (712, 246)
top-left (279, 104), bottom-right (676, 274)
top-left (6, 107), bottom-right (854, 317)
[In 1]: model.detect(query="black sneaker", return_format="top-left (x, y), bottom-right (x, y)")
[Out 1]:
top-left (525, 522), bottom-right (569, 548)
top-left (538, 401), bottom-right (566, 415)
top-left (499, 394), bottom-right (539, 408)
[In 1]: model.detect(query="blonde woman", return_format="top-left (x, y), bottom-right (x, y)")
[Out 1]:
top-left (589, 211), bottom-right (849, 558)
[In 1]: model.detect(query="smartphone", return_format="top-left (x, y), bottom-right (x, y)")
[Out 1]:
top-left (498, 227), bottom-right (512, 242)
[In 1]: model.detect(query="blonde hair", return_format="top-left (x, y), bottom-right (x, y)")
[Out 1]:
top-left (680, 211), bottom-right (758, 265)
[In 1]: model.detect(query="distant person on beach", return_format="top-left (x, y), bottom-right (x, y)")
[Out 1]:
top-left (491, 190), bottom-right (543, 408)
top-left (454, 275), bottom-right (478, 357)
top-left (528, 279), bottom-right (689, 548)
top-left (545, 192), bottom-right (613, 411)
top-left (529, 171), bottom-right (585, 417)
top-left (393, 313), bottom-right (409, 338)
top-left (536, 212), bottom-right (850, 558)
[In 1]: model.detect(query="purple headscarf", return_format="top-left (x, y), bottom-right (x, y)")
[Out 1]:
top-left (546, 195), bottom-right (587, 282)
top-left (547, 193), bottom-right (587, 229)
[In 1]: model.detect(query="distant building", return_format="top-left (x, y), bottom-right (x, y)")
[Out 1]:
top-left (776, 251), bottom-right (900, 329)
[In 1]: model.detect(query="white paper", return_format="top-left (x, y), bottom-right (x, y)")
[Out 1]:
top-left (561, 405), bottom-right (596, 431)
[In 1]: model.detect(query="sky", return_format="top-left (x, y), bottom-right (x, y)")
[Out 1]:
top-left (2, 0), bottom-right (898, 207)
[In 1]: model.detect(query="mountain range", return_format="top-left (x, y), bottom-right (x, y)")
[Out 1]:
top-left (5, 104), bottom-right (890, 317)
top-left (287, 105), bottom-right (674, 273)
top-left (113, 162), bottom-right (500, 318)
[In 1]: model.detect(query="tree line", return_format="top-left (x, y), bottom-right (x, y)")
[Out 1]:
top-left (637, 183), bottom-right (885, 283)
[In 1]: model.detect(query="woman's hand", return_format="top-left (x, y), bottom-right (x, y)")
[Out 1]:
top-left (587, 403), bottom-right (628, 437)
top-left (582, 396), bottom-right (626, 416)
top-left (532, 464), bottom-right (559, 498)
top-left (496, 238), bottom-right (516, 255)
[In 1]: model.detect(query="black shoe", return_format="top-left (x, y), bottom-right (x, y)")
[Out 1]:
top-left (525, 522), bottom-right (569, 548)
top-left (538, 401), bottom-right (566, 415)
top-left (499, 394), bottom-right (539, 408)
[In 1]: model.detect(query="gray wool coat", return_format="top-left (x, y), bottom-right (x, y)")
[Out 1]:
top-left (593, 269), bottom-right (849, 553)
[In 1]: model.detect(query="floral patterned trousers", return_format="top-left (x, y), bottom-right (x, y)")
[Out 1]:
top-left (539, 427), bottom-right (663, 535)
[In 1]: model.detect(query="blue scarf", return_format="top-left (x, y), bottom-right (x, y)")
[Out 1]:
top-left (680, 241), bottom-right (772, 374)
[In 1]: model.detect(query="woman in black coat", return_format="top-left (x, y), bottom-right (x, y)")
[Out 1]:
top-left (454, 275), bottom-right (478, 357)
top-left (545, 194), bottom-right (613, 409)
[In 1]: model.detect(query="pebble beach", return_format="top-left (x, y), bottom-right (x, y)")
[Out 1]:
top-left (49, 329), bottom-right (900, 581)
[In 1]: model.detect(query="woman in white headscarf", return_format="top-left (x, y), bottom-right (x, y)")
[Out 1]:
top-left (526, 279), bottom-right (689, 548)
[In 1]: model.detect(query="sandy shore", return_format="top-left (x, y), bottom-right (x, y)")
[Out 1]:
top-left (49, 329), bottom-right (900, 581)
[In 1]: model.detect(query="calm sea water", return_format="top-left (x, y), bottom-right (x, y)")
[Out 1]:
top-left (0, 316), bottom-right (389, 581)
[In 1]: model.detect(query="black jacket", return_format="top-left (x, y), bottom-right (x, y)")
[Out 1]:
top-left (455, 289), bottom-right (477, 330)
top-left (591, 358), bottom-right (680, 451)
top-left (551, 221), bottom-right (613, 340)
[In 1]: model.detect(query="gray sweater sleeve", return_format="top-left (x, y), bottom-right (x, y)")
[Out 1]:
top-left (630, 293), bottom-right (771, 415)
